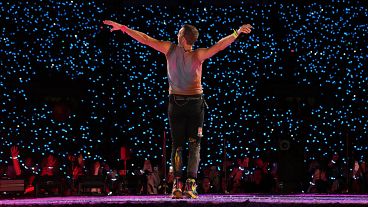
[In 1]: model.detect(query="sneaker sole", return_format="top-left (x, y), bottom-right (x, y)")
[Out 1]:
top-left (184, 191), bottom-right (198, 199)
top-left (171, 190), bottom-right (183, 199)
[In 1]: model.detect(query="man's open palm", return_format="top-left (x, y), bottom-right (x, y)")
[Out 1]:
top-left (103, 20), bottom-right (123, 32)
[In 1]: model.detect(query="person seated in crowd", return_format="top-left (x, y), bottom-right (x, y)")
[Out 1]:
top-left (139, 159), bottom-right (160, 194)
top-left (23, 156), bottom-right (40, 194)
top-left (327, 152), bottom-right (347, 193)
top-left (251, 157), bottom-right (273, 193)
top-left (351, 160), bottom-right (364, 193)
top-left (307, 168), bottom-right (328, 193)
top-left (247, 168), bottom-right (268, 193)
top-left (228, 157), bottom-right (250, 193)
top-left (68, 156), bottom-right (110, 195)
top-left (151, 165), bottom-right (161, 194)
top-left (91, 160), bottom-right (108, 194)
top-left (197, 177), bottom-right (214, 194)
top-left (37, 154), bottom-right (62, 195)
top-left (40, 154), bottom-right (59, 177)
top-left (10, 146), bottom-right (22, 178)
top-left (269, 161), bottom-right (280, 193)
top-left (65, 153), bottom-right (86, 195)
top-left (208, 166), bottom-right (221, 193)
top-left (8, 146), bottom-right (39, 194)
top-left (165, 167), bottom-right (175, 194)
top-left (72, 154), bottom-right (86, 179)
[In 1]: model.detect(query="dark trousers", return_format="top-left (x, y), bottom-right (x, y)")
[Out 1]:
top-left (168, 94), bottom-right (205, 179)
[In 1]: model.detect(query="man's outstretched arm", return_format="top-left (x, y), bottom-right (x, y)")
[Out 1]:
top-left (103, 20), bottom-right (171, 54)
top-left (196, 24), bottom-right (253, 62)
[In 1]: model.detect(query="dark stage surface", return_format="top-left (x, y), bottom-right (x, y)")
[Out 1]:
top-left (1, 194), bottom-right (368, 207)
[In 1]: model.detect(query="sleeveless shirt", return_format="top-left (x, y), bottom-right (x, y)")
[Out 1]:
top-left (166, 44), bottom-right (203, 95)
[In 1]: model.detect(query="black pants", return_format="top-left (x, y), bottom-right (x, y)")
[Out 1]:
top-left (168, 94), bottom-right (205, 179)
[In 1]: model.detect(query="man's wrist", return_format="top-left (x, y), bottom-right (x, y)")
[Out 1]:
top-left (232, 29), bottom-right (239, 38)
top-left (120, 25), bottom-right (128, 33)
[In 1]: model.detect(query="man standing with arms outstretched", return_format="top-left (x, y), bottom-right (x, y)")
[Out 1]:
top-left (103, 20), bottom-right (253, 198)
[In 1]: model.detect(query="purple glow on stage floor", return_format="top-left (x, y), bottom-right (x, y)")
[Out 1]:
top-left (1, 194), bottom-right (368, 206)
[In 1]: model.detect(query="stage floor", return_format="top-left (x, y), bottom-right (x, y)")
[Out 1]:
top-left (1, 194), bottom-right (368, 207)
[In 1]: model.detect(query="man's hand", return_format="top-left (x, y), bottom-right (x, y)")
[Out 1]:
top-left (68, 154), bottom-right (75, 162)
top-left (77, 154), bottom-right (84, 165)
top-left (93, 161), bottom-right (101, 175)
top-left (11, 146), bottom-right (19, 159)
top-left (237, 24), bottom-right (253, 35)
top-left (103, 20), bottom-right (128, 33)
top-left (46, 155), bottom-right (57, 167)
top-left (72, 166), bottom-right (82, 179)
top-left (93, 161), bottom-right (101, 170)
top-left (11, 146), bottom-right (22, 176)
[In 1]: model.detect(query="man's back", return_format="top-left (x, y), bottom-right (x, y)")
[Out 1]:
top-left (166, 44), bottom-right (203, 95)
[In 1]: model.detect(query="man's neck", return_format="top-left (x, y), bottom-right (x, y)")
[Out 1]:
top-left (184, 46), bottom-right (192, 52)
top-left (179, 43), bottom-right (192, 52)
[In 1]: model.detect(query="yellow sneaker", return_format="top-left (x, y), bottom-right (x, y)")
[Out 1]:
top-left (184, 178), bottom-right (198, 199)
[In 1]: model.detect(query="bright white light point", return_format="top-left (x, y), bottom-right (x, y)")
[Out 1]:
top-left (17, 125), bottom-right (20, 128)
